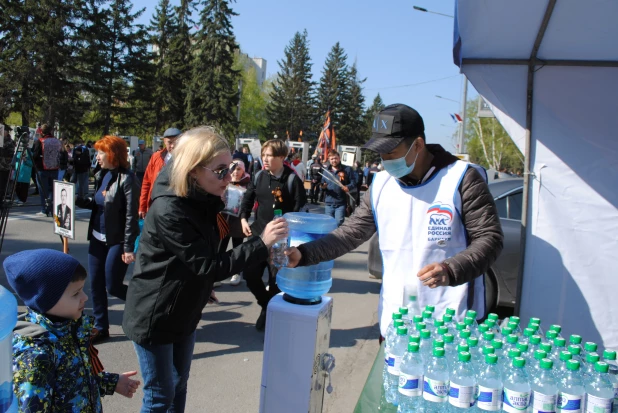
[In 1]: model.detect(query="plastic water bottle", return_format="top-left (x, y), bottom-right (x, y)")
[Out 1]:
top-left (552, 338), bottom-right (568, 361)
top-left (420, 329), bottom-right (433, 361)
top-left (555, 351), bottom-right (573, 383)
top-left (443, 333), bottom-right (457, 367)
top-left (508, 316), bottom-right (522, 335)
top-left (434, 320), bottom-right (446, 338)
top-left (583, 353), bottom-right (601, 380)
top-left (521, 328), bottom-right (535, 344)
top-left (385, 326), bottom-right (409, 405)
top-left (529, 350), bottom-right (549, 383)
top-left (530, 335), bottom-right (543, 355)
top-left (398, 342), bottom-right (424, 413)
top-left (529, 317), bottom-right (544, 337)
top-left (0, 286), bottom-right (18, 413)
top-left (503, 349), bottom-right (522, 379)
top-left (505, 334), bottom-right (520, 355)
top-left (444, 314), bottom-right (456, 335)
top-left (479, 324), bottom-right (490, 338)
top-left (585, 362), bottom-right (614, 413)
top-left (405, 295), bottom-right (421, 319)
top-left (438, 326), bottom-right (450, 337)
top-left (483, 332), bottom-right (496, 346)
top-left (502, 357), bottom-right (531, 412)
top-left (568, 345), bottom-right (584, 365)
top-left (486, 319), bottom-right (499, 336)
top-left (397, 307), bottom-right (411, 328)
top-left (530, 358), bottom-right (558, 413)
top-left (545, 330), bottom-right (557, 344)
top-left (584, 342), bottom-right (598, 362)
top-left (425, 304), bottom-right (436, 314)
top-left (467, 336), bottom-right (481, 364)
top-left (465, 316), bottom-right (478, 337)
top-left (492, 339), bottom-right (507, 372)
top-left (602, 351), bottom-right (618, 412)
top-left (423, 310), bottom-right (435, 334)
top-left (458, 330), bottom-right (472, 348)
top-left (271, 210), bottom-right (288, 268)
top-left (384, 318), bottom-right (405, 387)
top-left (517, 342), bottom-right (531, 364)
top-left (449, 351), bottom-right (477, 411)
top-left (423, 347), bottom-right (450, 412)
top-left (541, 343), bottom-right (554, 359)
top-left (557, 359), bottom-right (585, 413)
top-left (549, 325), bottom-right (563, 339)
top-left (501, 327), bottom-right (514, 341)
top-left (386, 313), bottom-right (404, 345)
top-left (477, 353), bottom-right (503, 411)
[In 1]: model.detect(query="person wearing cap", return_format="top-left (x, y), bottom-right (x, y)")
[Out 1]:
top-left (4, 249), bottom-right (141, 412)
top-left (0, 124), bottom-right (16, 198)
top-left (286, 103), bottom-right (503, 341)
top-left (138, 127), bottom-right (182, 219)
top-left (131, 139), bottom-right (153, 186)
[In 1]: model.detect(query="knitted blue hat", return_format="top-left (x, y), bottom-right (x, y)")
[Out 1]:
top-left (3, 249), bottom-right (81, 314)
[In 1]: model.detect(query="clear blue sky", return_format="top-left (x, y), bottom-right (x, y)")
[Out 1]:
top-left (132, 0), bottom-right (478, 151)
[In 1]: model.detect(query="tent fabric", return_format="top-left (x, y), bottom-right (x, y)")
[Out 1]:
top-left (454, 0), bottom-right (618, 348)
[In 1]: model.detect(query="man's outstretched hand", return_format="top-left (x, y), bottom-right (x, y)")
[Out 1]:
top-left (417, 263), bottom-right (449, 289)
top-left (285, 247), bottom-right (302, 268)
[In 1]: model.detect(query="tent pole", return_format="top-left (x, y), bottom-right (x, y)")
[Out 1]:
top-left (513, 0), bottom-right (557, 317)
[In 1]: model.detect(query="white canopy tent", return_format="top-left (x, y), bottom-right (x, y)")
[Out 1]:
top-left (454, 0), bottom-right (618, 348)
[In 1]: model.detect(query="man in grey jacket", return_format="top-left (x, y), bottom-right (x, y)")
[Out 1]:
top-left (287, 104), bottom-right (503, 339)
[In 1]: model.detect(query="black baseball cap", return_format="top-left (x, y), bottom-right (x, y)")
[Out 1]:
top-left (363, 104), bottom-right (425, 153)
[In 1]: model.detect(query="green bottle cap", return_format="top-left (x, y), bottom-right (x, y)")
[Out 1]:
top-left (528, 324), bottom-right (539, 333)
top-left (464, 316), bottom-right (474, 326)
top-left (483, 345), bottom-right (495, 355)
top-left (530, 335), bottom-right (542, 345)
top-left (540, 343), bottom-right (553, 353)
top-left (433, 338), bottom-right (445, 348)
top-left (446, 308), bottom-right (456, 316)
top-left (426, 305), bottom-right (436, 313)
top-left (274, 209), bottom-right (283, 216)
top-left (413, 315), bottom-right (423, 323)
top-left (569, 334), bottom-right (582, 345)
top-left (554, 337), bottom-right (566, 348)
top-left (438, 326), bottom-right (449, 336)
top-left (586, 352), bottom-right (600, 364)
top-left (409, 335), bottom-right (421, 344)
top-left (517, 343), bottom-right (529, 353)
top-left (507, 334), bottom-right (519, 344)
top-left (529, 321), bottom-right (541, 330)
top-left (467, 310), bottom-right (477, 318)
top-left (534, 350), bottom-right (548, 361)
top-left (460, 330), bottom-right (471, 339)
top-left (408, 342), bottom-right (420, 353)
top-left (420, 329), bottom-right (431, 339)
top-left (486, 319), bottom-right (496, 328)
top-left (585, 342), bottom-right (598, 352)
top-left (568, 345), bottom-right (581, 355)
top-left (510, 316), bottom-right (520, 324)
top-left (508, 349), bottom-right (522, 359)
top-left (467, 337), bottom-right (479, 348)
top-left (513, 357), bottom-right (526, 368)
top-left (507, 321), bottom-right (518, 330)
top-left (394, 320), bottom-right (404, 328)
top-left (501, 327), bottom-right (514, 336)
top-left (603, 350), bottom-right (617, 361)
top-left (456, 322), bottom-right (467, 331)
top-left (458, 344), bottom-right (470, 353)
top-left (397, 326), bottom-right (408, 336)
top-left (559, 351), bottom-right (573, 362)
top-left (530, 317), bottom-right (541, 325)
top-left (392, 312), bottom-right (403, 320)
top-left (415, 322), bottom-right (427, 331)
top-left (485, 353), bottom-right (498, 364)
top-left (434, 320), bottom-right (445, 328)
top-left (595, 361), bottom-right (609, 373)
top-left (546, 331), bottom-right (558, 340)
top-left (432, 347), bottom-right (445, 357)
top-left (478, 325), bottom-right (489, 334)
top-left (524, 328), bottom-right (534, 337)
top-left (487, 313), bottom-right (499, 321)
top-left (483, 332), bottom-right (495, 342)
top-left (566, 359), bottom-right (580, 371)
top-left (443, 314), bottom-right (453, 323)
top-left (458, 351), bottom-right (471, 362)
top-left (399, 307), bottom-right (409, 315)
top-left (540, 358), bottom-right (553, 370)
top-left (491, 339), bottom-right (504, 350)
top-left (443, 333), bottom-right (454, 343)
top-left (409, 295), bottom-right (418, 302)
top-left (423, 310), bottom-right (433, 319)
top-left (550, 324), bottom-right (561, 333)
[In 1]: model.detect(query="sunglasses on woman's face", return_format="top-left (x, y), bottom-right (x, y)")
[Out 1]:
top-left (202, 162), bottom-right (237, 180)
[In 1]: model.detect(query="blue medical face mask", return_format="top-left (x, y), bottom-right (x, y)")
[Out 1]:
top-left (381, 140), bottom-right (418, 178)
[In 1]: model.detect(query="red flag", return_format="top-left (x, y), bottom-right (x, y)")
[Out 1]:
top-left (454, 113), bottom-right (463, 122)
top-left (317, 111), bottom-right (336, 162)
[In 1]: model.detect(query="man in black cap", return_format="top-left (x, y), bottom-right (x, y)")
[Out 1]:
top-left (286, 103), bottom-right (504, 341)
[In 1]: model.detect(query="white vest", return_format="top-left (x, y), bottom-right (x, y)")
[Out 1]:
top-left (371, 161), bottom-right (486, 336)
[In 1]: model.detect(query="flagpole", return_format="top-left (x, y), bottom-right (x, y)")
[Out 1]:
top-left (457, 75), bottom-right (468, 154)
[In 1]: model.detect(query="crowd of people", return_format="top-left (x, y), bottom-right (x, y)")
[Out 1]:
top-left (2, 103), bottom-right (504, 412)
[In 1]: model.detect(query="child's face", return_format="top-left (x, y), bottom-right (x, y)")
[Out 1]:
top-left (47, 279), bottom-right (88, 320)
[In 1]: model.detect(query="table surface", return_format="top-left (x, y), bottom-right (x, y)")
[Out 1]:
top-left (353, 342), bottom-right (399, 413)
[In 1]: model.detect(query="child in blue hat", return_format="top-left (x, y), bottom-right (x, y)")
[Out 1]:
top-left (3, 249), bottom-right (140, 412)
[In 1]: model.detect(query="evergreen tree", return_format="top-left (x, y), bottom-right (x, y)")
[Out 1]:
top-left (364, 93), bottom-right (385, 137)
top-left (316, 42), bottom-right (349, 133)
top-left (185, 0), bottom-right (240, 139)
top-left (338, 62), bottom-right (366, 145)
top-left (265, 30), bottom-right (316, 142)
top-left (148, 0), bottom-right (176, 133)
top-left (234, 54), bottom-right (270, 139)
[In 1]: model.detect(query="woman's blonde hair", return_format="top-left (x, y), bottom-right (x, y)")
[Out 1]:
top-left (169, 126), bottom-right (230, 197)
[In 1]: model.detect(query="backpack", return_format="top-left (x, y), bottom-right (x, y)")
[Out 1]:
top-left (252, 169), bottom-right (296, 194)
top-left (73, 146), bottom-right (91, 170)
top-left (41, 137), bottom-right (61, 170)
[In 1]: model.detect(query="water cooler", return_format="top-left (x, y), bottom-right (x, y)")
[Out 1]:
top-left (0, 286), bottom-right (17, 413)
top-left (259, 213), bottom-right (337, 413)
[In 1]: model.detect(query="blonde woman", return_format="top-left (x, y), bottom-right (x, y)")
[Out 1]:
top-left (122, 126), bottom-right (288, 413)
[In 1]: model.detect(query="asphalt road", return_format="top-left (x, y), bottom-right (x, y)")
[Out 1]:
top-left (1, 198), bottom-right (381, 412)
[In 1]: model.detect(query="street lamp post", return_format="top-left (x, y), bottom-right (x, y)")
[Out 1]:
top-left (412, 6), bottom-right (454, 18)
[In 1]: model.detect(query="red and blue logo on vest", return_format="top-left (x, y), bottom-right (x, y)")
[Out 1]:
top-left (427, 202), bottom-right (453, 243)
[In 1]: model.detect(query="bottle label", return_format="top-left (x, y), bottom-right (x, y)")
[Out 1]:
top-left (557, 392), bottom-right (582, 412)
top-left (477, 385), bottom-right (503, 411)
top-left (503, 388), bottom-right (531, 412)
top-left (532, 390), bottom-right (557, 412)
top-left (423, 377), bottom-right (449, 403)
top-left (398, 373), bottom-right (422, 397)
top-left (449, 381), bottom-right (476, 407)
top-left (585, 394), bottom-right (612, 413)
top-left (385, 353), bottom-right (402, 375)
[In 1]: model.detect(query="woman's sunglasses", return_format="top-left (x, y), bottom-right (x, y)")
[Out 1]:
top-left (202, 162), bottom-right (237, 180)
